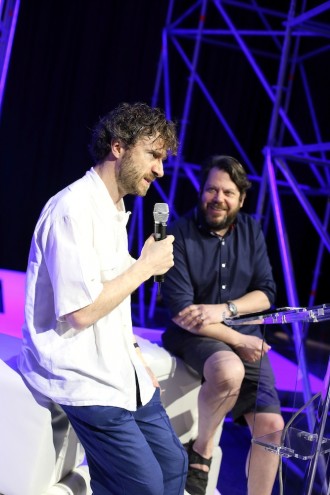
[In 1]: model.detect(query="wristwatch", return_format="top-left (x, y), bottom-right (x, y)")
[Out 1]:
top-left (226, 301), bottom-right (238, 317)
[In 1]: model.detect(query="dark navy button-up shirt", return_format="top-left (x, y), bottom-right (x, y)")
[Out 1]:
top-left (161, 208), bottom-right (276, 337)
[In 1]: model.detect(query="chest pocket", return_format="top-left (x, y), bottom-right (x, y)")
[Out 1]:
top-left (94, 215), bottom-right (129, 282)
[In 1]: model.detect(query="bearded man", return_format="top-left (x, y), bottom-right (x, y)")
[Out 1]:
top-left (161, 155), bottom-right (284, 495)
top-left (19, 102), bottom-right (188, 495)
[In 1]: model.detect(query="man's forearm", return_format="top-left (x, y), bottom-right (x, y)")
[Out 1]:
top-left (225, 290), bottom-right (271, 316)
top-left (172, 290), bottom-right (271, 331)
top-left (65, 260), bottom-right (151, 330)
top-left (190, 321), bottom-right (243, 346)
top-left (172, 309), bottom-right (243, 346)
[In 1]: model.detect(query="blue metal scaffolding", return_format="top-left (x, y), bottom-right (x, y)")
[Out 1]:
top-left (0, 0), bottom-right (20, 118)
top-left (128, 0), bottom-right (330, 441)
top-left (130, 0), bottom-right (330, 325)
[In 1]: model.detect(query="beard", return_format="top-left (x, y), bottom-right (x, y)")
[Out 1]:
top-left (199, 201), bottom-right (240, 231)
top-left (116, 150), bottom-right (152, 196)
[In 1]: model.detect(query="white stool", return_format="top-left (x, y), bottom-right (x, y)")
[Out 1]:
top-left (0, 356), bottom-right (90, 495)
top-left (0, 332), bottom-right (222, 495)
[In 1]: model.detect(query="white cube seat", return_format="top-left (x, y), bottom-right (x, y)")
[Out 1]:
top-left (0, 331), bottom-right (222, 495)
top-left (0, 356), bottom-right (89, 495)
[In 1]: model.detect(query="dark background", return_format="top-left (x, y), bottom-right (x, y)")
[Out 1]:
top-left (0, 0), bottom-right (329, 324)
top-left (0, 0), bottom-right (170, 270)
top-left (1, 5), bottom-right (328, 493)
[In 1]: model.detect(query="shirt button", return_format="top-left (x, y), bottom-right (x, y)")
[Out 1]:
top-left (222, 285), bottom-right (226, 290)
top-left (222, 241), bottom-right (225, 245)
top-left (222, 263), bottom-right (226, 268)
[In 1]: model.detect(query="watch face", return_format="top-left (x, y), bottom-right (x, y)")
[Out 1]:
top-left (228, 302), bottom-right (238, 316)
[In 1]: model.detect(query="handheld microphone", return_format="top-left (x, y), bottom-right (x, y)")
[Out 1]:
top-left (153, 203), bottom-right (169, 291)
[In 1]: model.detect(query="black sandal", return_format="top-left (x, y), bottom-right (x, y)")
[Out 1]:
top-left (184, 439), bottom-right (212, 495)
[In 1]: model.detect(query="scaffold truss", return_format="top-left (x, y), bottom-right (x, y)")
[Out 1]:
top-left (128, 0), bottom-right (330, 431)
top-left (0, 0), bottom-right (20, 118)
top-left (129, 0), bottom-right (330, 328)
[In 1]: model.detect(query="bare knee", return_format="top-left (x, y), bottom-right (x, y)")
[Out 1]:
top-left (266, 413), bottom-right (285, 433)
top-left (204, 351), bottom-right (245, 392)
top-left (246, 412), bottom-right (285, 437)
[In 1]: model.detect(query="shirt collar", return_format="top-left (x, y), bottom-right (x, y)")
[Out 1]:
top-left (87, 167), bottom-right (131, 225)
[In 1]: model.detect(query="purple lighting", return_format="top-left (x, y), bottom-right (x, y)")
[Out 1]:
top-left (0, 0), bottom-right (21, 118)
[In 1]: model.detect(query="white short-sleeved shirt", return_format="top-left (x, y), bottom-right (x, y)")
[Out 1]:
top-left (19, 168), bottom-right (155, 409)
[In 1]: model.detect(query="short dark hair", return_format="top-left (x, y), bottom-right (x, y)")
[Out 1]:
top-left (89, 102), bottom-right (178, 162)
top-left (200, 155), bottom-right (251, 196)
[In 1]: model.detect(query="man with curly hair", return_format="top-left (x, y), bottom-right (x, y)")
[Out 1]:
top-left (19, 102), bottom-right (188, 495)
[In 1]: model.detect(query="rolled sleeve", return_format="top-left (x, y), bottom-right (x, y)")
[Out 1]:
top-left (248, 224), bottom-right (276, 305)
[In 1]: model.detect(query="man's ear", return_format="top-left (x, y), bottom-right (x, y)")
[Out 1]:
top-left (240, 192), bottom-right (246, 207)
top-left (111, 139), bottom-right (124, 158)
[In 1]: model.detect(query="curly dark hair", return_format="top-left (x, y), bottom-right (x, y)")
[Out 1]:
top-left (88, 102), bottom-right (178, 162)
top-left (200, 155), bottom-right (251, 197)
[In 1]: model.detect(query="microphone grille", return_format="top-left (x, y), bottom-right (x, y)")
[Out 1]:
top-left (153, 203), bottom-right (169, 223)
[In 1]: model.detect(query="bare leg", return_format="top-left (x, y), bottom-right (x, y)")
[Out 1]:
top-left (245, 411), bottom-right (285, 495)
top-left (190, 350), bottom-right (245, 471)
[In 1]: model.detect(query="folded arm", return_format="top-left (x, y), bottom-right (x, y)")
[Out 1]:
top-left (174, 289), bottom-right (271, 330)
top-left (65, 235), bottom-right (174, 330)
top-left (172, 290), bottom-right (271, 362)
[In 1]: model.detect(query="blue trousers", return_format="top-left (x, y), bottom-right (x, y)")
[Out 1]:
top-left (61, 388), bottom-right (187, 495)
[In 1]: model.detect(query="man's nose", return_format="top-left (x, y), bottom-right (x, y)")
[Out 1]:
top-left (152, 159), bottom-right (164, 178)
top-left (215, 189), bottom-right (225, 201)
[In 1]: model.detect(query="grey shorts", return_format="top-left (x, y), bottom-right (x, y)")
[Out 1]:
top-left (162, 327), bottom-right (281, 425)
